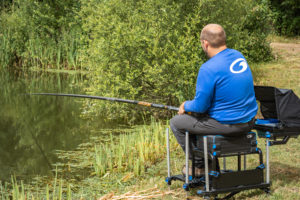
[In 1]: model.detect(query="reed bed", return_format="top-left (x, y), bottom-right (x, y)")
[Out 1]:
top-left (0, 173), bottom-right (73, 200)
top-left (0, 29), bottom-right (83, 70)
top-left (23, 31), bottom-right (83, 70)
top-left (0, 31), bottom-right (14, 68)
top-left (94, 120), bottom-right (178, 177)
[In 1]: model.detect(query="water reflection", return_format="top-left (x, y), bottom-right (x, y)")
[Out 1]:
top-left (0, 69), bottom-right (91, 181)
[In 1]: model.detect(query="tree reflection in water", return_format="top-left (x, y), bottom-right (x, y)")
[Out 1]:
top-left (0, 69), bottom-right (90, 181)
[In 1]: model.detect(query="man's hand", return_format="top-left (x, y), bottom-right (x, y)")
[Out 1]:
top-left (178, 101), bottom-right (186, 115)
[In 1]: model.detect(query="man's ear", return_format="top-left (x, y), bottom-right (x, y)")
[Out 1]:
top-left (203, 40), bottom-right (209, 49)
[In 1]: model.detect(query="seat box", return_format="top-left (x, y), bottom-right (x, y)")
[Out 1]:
top-left (195, 132), bottom-right (257, 156)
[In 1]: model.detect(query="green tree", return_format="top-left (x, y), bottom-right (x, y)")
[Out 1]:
top-left (269, 0), bottom-right (300, 36)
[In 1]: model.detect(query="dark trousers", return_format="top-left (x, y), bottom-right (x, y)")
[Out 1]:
top-left (170, 114), bottom-right (255, 168)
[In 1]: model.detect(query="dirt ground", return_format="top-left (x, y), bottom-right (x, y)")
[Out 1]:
top-left (270, 42), bottom-right (300, 63)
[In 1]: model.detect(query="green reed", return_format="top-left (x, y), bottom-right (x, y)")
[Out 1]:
top-left (93, 120), bottom-right (178, 177)
top-left (0, 28), bottom-right (83, 70)
top-left (0, 31), bottom-right (14, 68)
top-left (0, 168), bottom-right (73, 200)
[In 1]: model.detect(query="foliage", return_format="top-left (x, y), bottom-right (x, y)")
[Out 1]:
top-left (268, 0), bottom-right (300, 36)
top-left (0, 0), bottom-right (12, 10)
top-left (0, 0), bottom-right (84, 69)
top-left (81, 0), bottom-right (273, 122)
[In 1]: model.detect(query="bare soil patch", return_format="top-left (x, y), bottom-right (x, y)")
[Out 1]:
top-left (270, 42), bottom-right (300, 62)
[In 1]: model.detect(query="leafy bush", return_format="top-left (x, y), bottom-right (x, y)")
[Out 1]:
top-left (269, 0), bottom-right (300, 36)
top-left (80, 0), bottom-right (273, 123)
top-left (0, 0), bottom-right (12, 10)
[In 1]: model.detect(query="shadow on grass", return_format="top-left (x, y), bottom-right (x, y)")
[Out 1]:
top-left (270, 161), bottom-right (300, 184)
top-left (233, 161), bottom-right (300, 199)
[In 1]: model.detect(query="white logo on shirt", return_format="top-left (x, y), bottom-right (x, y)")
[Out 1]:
top-left (229, 58), bottom-right (248, 74)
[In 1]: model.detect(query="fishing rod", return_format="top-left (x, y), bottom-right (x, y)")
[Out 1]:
top-left (28, 93), bottom-right (180, 112)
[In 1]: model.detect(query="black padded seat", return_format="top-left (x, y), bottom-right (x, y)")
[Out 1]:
top-left (254, 86), bottom-right (300, 144)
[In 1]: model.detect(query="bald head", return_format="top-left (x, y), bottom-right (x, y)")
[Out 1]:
top-left (200, 24), bottom-right (226, 48)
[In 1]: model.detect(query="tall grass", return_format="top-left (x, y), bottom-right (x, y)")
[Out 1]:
top-left (94, 120), bottom-right (178, 177)
top-left (0, 31), bottom-right (15, 68)
top-left (19, 30), bottom-right (83, 70)
top-left (0, 30), bottom-right (83, 70)
top-left (0, 172), bottom-right (72, 200)
top-left (0, 1), bottom-right (84, 70)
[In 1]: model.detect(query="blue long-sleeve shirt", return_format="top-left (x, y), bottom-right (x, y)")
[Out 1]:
top-left (184, 48), bottom-right (258, 124)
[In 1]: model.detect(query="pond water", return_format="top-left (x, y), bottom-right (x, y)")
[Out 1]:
top-left (0, 68), bottom-right (111, 181)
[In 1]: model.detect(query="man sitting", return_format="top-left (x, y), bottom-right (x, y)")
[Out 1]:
top-left (170, 24), bottom-right (257, 176)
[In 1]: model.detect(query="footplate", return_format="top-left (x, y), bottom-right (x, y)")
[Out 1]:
top-left (166, 175), bottom-right (205, 191)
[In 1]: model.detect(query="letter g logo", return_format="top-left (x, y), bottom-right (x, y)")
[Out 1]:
top-left (229, 58), bottom-right (248, 74)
